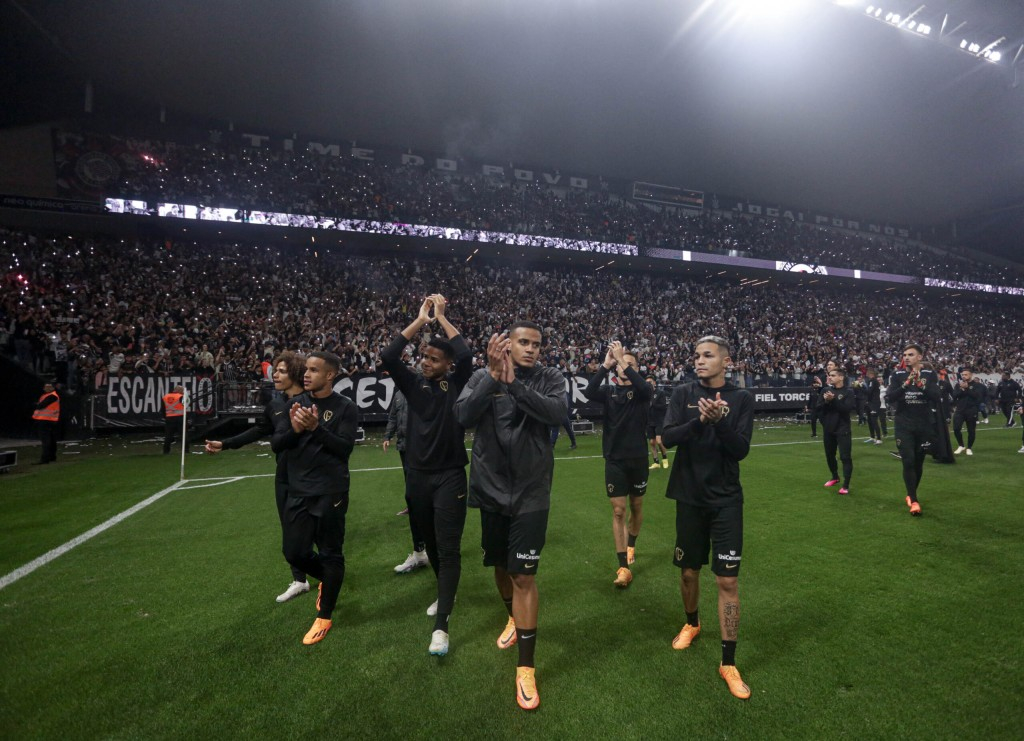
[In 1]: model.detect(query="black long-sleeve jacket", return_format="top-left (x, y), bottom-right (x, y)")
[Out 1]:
top-left (221, 394), bottom-right (285, 450)
top-left (650, 388), bottom-right (669, 432)
top-left (818, 383), bottom-right (856, 435)
top-left (997, 379), bottom-right (1022, 403)
top-left (951, 381), bottom-right (986, 417)
top-left (583, 366), bottom-right (652, 459)
top-left (662, 382), bottom-right (754, 507)
top-left (885, 369), bottom-right (941, 425)
top-left (862, 377), bottom-right (882, 409)
top-left (272, 391), bottom-right (357, 497)
top-left (455, 365), bottom-right (567, 516)
top-left (380, 333), bottom-right (472, 472)
top-left (221, 393), bottom-right (293, 483)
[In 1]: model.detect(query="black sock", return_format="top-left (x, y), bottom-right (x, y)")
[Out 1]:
top-left (722, 640), bottom-right (737, 666)
top-left (433, 613), bottom-right (450, 634)
top-left (627, 533), bottom-right (637, 548)
top-left (617, 551), bottom-right (628, 568)
top-left (516, 627), bottom-right (537, 668)
top-left (686, 610), bottom-right (699, 627)
top-left (502, 597), bottom-right (514, 617)
top-left (414, 544), bottom-right (426, 553)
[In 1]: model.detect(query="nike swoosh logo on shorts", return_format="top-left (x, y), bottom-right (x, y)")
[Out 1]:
top-left (725, 564), bottom-right (737, 569)
top-left (524, 563), bottom-right (536, 569)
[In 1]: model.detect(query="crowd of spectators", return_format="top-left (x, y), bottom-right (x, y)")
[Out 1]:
top-left (4, 228), bottom-right (1022, 398)
top-left (64, 128), bottom-right (1015, 288)
top-left (94, 133), bottom-right (1024, 288)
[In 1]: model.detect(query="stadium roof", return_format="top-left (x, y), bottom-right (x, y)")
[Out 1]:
top-left (2, 0), bottom-right (1022, 259)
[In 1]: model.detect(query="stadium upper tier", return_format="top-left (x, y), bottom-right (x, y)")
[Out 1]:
top-left (60, 132), bottom-right (1024, 289)
top-left (3, 229), bottom-right (1022, 390)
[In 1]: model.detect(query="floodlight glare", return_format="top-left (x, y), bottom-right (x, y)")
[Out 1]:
top-left (917, 24), bottom-right (930, 35)
top-left (874, 8), bottom-right (881, 17)
top-left (960, 39), bottom-right (968, 48)
top-left (990, 51), bottom-right (1001, 61)
top-left (885, 12), bottom-right (892, 21)
top-left (866, 5), bottom-right (874, 12)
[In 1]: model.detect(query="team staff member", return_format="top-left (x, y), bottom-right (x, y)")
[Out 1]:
top-left (885, 344), bottom-right (941, 517)
top-left (862, 368), bottom-right (885, 444)
top-left (162, 385), bottom-right (185, 455)
top-left (386, 389), bottom-right (430, 573)
top-left (32, 382), bottom-right (60, 464)
top-left (819, 367), bottom-right (855, 495)
top-left (205, 351), bottom-right (310, 603)
top-left (381, 293), bottom-right (473, 657)
top-left (583, 341), bottom-right (652, 587)
top-left (996, 372), bottom-right (1021, 427)
top-left (662, 335), bottom-right (754, 701)
top-left (951, 368), bottom-right (985, 456)
top-left (647, 377), bottom-right (670, 469)
top-left (272, 352), bottom-right (357, 645)
top-left (455, 321), bottom-right (566, 711)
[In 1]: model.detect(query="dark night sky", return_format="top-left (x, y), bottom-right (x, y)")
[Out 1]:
top-left (3, 0), bottom-right (1023, 254)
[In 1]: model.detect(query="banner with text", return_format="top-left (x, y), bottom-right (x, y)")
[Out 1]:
top-left (93, 374), bottom-right (217, 428)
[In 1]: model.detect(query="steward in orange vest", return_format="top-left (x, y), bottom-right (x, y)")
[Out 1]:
top-left (33, 383), bottom-right (60, 464)
top-left (163, 385), bottom-right (186, 454)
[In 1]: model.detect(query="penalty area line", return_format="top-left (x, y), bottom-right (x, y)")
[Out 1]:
top-left (0, 480), bottom-right (187, 592)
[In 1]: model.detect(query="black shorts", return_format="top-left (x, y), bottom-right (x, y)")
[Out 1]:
top-left (673, 501), bottom-right (743, 577)
top-left (646, 425), bottom-right (660, 441)
top-left (480, 508), bottom-right (549, 575)
top-left (895, 421), bottom-right (935, 456)
top-left (605, 457), bottom-right (648, 498)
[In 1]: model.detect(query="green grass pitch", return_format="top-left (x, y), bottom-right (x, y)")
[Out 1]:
top-left (1, 422), bottom-right (1022, 739)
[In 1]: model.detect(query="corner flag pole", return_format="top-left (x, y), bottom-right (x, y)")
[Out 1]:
top-left (179, 389), bottom-right (189, 482)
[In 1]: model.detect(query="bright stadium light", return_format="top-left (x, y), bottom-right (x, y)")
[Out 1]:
top-left (728, 0), bottom-right (816, 17)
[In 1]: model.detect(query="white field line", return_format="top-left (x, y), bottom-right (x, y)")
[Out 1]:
top-left (0, 480), bottom-right (185, 591)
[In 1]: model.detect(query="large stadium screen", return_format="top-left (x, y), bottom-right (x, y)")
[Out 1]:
top-left (632, 181), bottom-right (704, 210)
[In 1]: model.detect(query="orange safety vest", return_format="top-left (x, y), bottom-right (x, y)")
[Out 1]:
top-left (163, 392), bottom-right (185, 417)
top-left (32, 392), bottom-right (60, 422)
